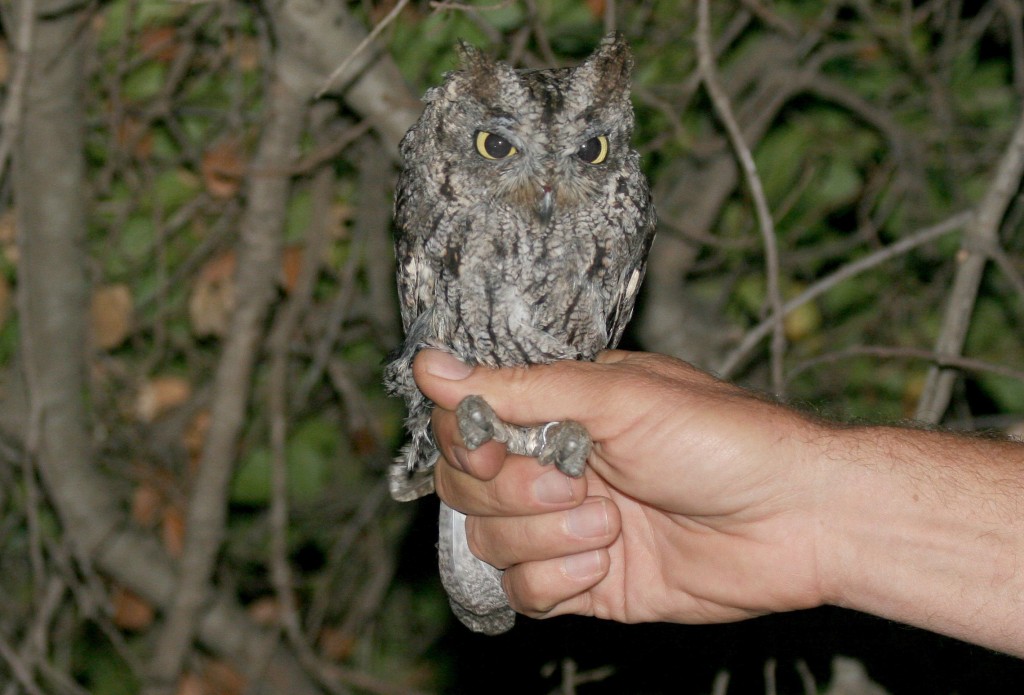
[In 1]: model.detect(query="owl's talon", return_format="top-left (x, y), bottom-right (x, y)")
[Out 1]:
top-left (456, 395), bottom-right (497, 450)
top-left (539, 420), bottom-right (591, 478)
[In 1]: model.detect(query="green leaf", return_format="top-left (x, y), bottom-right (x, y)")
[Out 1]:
top-left (817, 159), bottom-right (861, 208)
top-left (122, 216), bottom-right (154, 261)
top-left (977, 374), bottom-right (1024, 413)
top-left (154, 168), bottom-right (201, 211)
top-left (285, 188), bottom-right (313, 242)
top-left (122, 62), bottom-right (168, 103)
top-left (231, 416), bottom-right (344, 505)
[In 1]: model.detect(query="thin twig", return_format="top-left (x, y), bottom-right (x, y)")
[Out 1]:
top-left (787, 345), bottom-right (1024, 387)
top-left (267, 109), bottom-right (335, 679)
top-left (719, 210), bottom-right (972, 378)
top-left (316, 0), bottom-right (411, 98)
top-left (697, 0), bottom-right (787, 393)
top-left (7, 0), bottom-right (46, 609)
top-left (795, 659), bottom-right (818, 695)
top-left (304, 481), bottom-right (388, 640)
top-left (711, 670), bottom-right (731, 695)
top-left (0, 0), bottom-right (36, 182)
top-left (0, 635), bottom-right (46, 695)
top-left (764, 659), bottom-right (777, 695)
top-left (915, 110), bottom-right (1024, 423)
top-left (297, 209), bottom-right (367, 403)
top-left (988, 243), bottom-right (1024, 304)
top-left (997, 0), bottom-right (1024, 97)
top-left (603, 0), bottom-right (616, 34)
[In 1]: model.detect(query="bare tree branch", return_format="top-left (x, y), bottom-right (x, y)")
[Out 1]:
top-left (0, 0), bottom-right (36, 182)
top-left (916, 110), bottom-right (1024, 423)
top-left (788, 345), bottom-right (1024, 387)
top-left (144, 71), bottom-right (310, 695)
top-left (316, 0), bottom-right (412, 98)
top-left (696, 0), bottom-right (787, 393)
top-left (720, 211), bottom-right (973, 378)
top-left (271, 0), bottom-right (419, 153)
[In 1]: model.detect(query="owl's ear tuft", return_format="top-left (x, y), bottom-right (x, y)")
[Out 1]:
top-left (456, 40), bottom-right (500, 78)
top-left (453, 40), bottom-right (519, 101)
top-left (576, 31), bottom-right (633, 97)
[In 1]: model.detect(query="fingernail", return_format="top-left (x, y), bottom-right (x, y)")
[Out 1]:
top-left (424, 350), bottom-right (473, 380)
top-left (534, 469), bottom-right (575, 504)
top-left (451, 445), bottom-right (473, 475)
top-left (564, 550), bottom-right (603, 579)
top-left (567, 500), bottom-right (609, 538)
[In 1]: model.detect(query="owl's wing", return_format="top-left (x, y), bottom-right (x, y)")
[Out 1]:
top-left (394, 233), bottom-right (435, 336)
top-left (605, 215), bottom-right (656, 349)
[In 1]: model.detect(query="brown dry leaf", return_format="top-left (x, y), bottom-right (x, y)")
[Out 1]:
top-left (131, 482), bottom-right (163, 528)
top-left (0, 209), bottom-right (18, 265)
top-left (351, 426), bottom-right (377, 456)
top-left (111, 585), bottom-right (155, 631)
top-left (176, 673), bottom-right (205, 695)
top-left (138, 25), bottom-right (180, 62)
top-left (279, 244), bottom-right (306, 295)
top-left (0, 39), bottom-right (9, 85)
top-left (183, 409), bottom-right (210, 467)
top-left (0, 275), bottom-right (10, 331)
top-left (116, 117), bottom-right (154, 160)
top-left (162, 504), bottom-right (186, 558)
top-left (183, 409), bottom-right (210, 452)
top-left (189, 250), bottom-right (236, 337)
top-left (203, 660), bottom-right (246, 695)
top-left (246, 596), bottom-right (280, 626)
top-left (226, 35), bottom-right (261, 73)
top-left (91, 283), bottom-right (133, 350)
top-left (901, 372), bottom-right (926, 419)
top-left (318, 626), bottom-right (356, 662)
top-left (328, 202), bottom-right (352, 240)
top-left (135, 375), bottom-right (192, 422)
top-left (585, 0), bottom-right (605, 18)
top-left (201, 139), bottom-right (246, 199)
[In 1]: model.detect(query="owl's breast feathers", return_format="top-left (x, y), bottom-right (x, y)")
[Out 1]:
top-left (394, 171), bottom-right (652, 371)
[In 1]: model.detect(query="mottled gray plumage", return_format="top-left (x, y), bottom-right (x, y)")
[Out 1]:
top-left (384, 32), bottom-right (656, 634)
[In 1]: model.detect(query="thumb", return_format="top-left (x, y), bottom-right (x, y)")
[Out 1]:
top-left (412, 349), bottom-right (631, 433)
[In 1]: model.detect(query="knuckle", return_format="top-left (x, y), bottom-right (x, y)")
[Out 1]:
top-left (464, 516), bottom-right (499, 567)
top-left (432, 459), bottom-right (457, 506)
top-left (503, 565), bottom-right (557, 617)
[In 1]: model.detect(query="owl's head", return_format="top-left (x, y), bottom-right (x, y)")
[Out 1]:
top-left (402, 32), bottom-right (641, 223)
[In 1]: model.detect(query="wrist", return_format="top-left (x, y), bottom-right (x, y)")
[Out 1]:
top-left (812, 424), bottom-right (1024, 655)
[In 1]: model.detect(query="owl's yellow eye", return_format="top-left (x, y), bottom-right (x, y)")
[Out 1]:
top-left (576, 135), bottom-right (609, 164)
top-left (475, 131), bottom-right (517, 160)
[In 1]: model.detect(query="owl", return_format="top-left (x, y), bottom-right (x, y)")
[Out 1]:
top-left (384, 32), bottom-right (656, 634)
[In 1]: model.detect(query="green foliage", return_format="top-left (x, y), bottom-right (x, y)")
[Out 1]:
top-left (231, 415), bottom-right (349, 505)
top-left (75, 635), bottom-right (140, 695)
top-left (4, 0), bottom-right (1022, 691)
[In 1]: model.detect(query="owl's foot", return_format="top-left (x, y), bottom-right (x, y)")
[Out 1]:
top-left (539, 421), bottom-right (591, 478)
top-left (456, 395), bottom-right (591, 477)
top-left (456, 395), bottom-right (499, 449)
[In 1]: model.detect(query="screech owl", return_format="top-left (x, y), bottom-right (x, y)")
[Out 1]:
top-left (384, 32), bottom-right (656, 634)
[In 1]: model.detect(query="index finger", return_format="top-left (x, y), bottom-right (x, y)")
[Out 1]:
top-left (413, 349), bottom-right (636, 436)
top-left (434, 451), bottom-right (587, 518)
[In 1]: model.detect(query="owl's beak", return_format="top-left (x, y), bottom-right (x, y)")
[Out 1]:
top-left (537, 184), bottom-right (554, 223)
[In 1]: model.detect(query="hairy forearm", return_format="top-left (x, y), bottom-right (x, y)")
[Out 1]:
top-left (816, 425), bottom-right (1024, 657)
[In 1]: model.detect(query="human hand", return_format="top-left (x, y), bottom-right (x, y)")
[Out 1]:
top-left (413, 349), bottom-right (828, 625)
